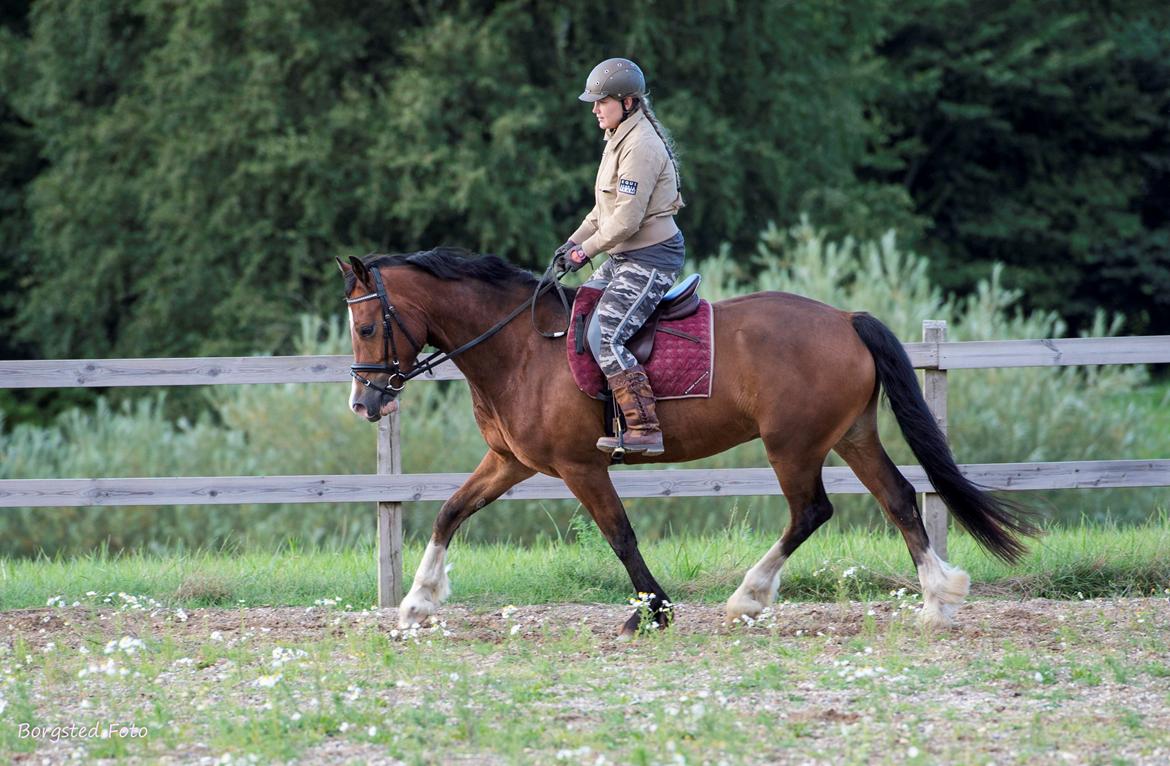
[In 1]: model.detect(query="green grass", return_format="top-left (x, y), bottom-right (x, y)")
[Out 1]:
top-left (2, 519), bottom-right (1169, 764)
top-left (2, 591), bottom-right (1168, 764)
top-left (3, 517), bottom-right (1169, 611)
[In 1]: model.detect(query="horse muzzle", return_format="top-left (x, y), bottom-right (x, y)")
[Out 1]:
top-left (351, 389), bottom-right (400, 422)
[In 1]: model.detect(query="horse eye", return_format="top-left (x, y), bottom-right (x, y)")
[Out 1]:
top-left (359, 324), bottom-right (376, 338)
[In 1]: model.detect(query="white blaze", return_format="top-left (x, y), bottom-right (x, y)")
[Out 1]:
top-left (347, 306), bottom-right (362, 409)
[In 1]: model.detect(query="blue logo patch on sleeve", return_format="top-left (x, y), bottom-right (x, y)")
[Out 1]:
top-left (618, 178), bottom-right (639, 195)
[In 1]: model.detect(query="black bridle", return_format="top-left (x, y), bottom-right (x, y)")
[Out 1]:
top-left (346, 261), bottom-right (572, 397)
top-left (346, 266), bottom-right (422, 394)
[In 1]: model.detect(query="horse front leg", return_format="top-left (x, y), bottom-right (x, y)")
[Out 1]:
top-left (398, 450), bottom-right (534, 629)
top-left (559, 466), bottom-right (673, 639)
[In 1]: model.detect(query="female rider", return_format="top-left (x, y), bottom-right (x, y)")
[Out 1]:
top-left (556, 57), bottom-right (685, 457)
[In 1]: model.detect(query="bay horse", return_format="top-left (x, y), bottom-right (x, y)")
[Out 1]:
top-left (337, 248), bottom-right (1035, 637)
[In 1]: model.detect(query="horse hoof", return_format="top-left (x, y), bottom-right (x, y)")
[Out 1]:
top-left (919, 601), bottom-right (959, 630)
top-left (724, 591), bottom-right (765, 626)
top-left (619, 610), bottom-right (644, 639)
top-left (397, 593), bottom-right (438, 630)
top-left (617, 603), bottom-right (673, 639)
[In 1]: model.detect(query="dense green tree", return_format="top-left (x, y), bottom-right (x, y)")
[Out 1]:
top-left (0, 0), bottom-right (38, 362)
top-left (866, 0), bottom-right (1170, 332)
top-left (4, 0), bottom-right (892, 360)
top-left (1, 0), bottom-right (1166, 373)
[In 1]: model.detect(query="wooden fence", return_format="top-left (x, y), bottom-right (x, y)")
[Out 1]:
top-left (2, 323), bottom-right (1169, 606)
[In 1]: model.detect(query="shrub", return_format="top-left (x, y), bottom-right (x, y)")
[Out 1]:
top-left (0, 225), bottom-right (1164, 555)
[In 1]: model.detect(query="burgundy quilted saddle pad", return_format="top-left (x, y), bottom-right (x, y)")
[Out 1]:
top-left (566, 285), bottom-right (714, 400)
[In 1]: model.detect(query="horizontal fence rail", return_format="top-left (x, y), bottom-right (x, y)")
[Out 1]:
top-left (2, 335), bottom-right (1168, 389)
top-left (2, 327), bottom-right (1168, 606)
top-left (1, 460), bottom-right (1167, 508)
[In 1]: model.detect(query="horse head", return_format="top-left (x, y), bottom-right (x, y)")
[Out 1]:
top-left (336, 255), bottom-right (429, 422)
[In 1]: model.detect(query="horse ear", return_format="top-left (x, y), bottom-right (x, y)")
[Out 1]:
top-left (335, 256), bottom-right (350, 275)
top-left (348, 255), bottom-right (371, 285)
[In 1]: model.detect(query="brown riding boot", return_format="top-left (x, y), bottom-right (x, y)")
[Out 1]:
top-left (596, 365), bottom-right (665, 456)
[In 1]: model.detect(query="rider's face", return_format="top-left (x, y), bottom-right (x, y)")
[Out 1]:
top-left (592, 96), bottom-right (627, 131)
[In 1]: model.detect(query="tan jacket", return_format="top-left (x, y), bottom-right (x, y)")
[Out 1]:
top-left (570, 109), bottom-right (684, 258)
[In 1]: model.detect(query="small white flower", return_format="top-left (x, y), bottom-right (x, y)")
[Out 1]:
top-left (339, 721), bottom-right (350, 733)
top-left (107, 636), bottom-right (146, 655)
top-left (254, 674), bottom-right (282, 688)
top-left (509, 624), bottom-right (521, 636)
top-left (367, 725), bottom-right (377, 737)
top-left (270, 646), bottom-right (308, 669)
top-left (908, 746), bottom-right (920, 758)
top-left (210, 631), bottom-right (224, 642)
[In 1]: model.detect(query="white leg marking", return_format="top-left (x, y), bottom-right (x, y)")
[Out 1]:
top-left (917, 547), bottom-right (970, 628)
top-left (398, 541), bottom-right (450, 628)
top-left (726, 542), bottom-right (787, 624)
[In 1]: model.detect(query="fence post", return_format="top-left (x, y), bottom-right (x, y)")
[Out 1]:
top-left (376, 410), bottom-right (404, 607)
top-left (921, 319), bottom-right (949, 558)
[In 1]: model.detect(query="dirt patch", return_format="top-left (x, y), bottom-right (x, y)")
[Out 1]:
top-left (3, 597), bottom-right (1168, 765)
top-left (0, 597), bottom-right (1144, 647)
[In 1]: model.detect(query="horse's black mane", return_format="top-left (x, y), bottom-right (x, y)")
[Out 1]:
top-left (346, 247), bottom-right (543, 294)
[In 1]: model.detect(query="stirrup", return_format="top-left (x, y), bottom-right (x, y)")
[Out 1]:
top-left (596, 406), bottom-right (627, 462)
top-left (596, 432), bottom-right (627, 463)
top-left (597, 431), bottom-right (663, 457)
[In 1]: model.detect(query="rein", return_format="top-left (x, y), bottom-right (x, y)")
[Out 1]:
top-left (346, 259), bottom-right (572, 396)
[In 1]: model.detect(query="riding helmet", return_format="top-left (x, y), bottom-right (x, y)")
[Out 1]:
top-left (578, 58), bottom-right (646, 102)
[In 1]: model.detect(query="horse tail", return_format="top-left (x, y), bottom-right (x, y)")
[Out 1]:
top-left (850, 312), bottom-right (1038, 563)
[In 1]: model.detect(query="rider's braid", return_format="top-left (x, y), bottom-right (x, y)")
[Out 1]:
top-left (636, 95), bottom-right (682, 192)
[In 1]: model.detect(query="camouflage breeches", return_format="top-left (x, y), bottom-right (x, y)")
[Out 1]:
top-left (592, 257), bottom-right (678, 377)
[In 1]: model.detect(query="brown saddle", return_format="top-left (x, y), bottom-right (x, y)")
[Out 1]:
top-left (581, 274), bottom-right (702, 365)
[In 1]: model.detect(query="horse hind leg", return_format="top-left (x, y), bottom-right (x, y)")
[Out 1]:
top-left (834, 416), bottom-right (969, 628)
top-left (726, 454), bottom-right (834, 625)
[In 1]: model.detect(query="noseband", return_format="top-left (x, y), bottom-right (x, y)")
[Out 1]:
top-left (345, 260), bottom-right (572, 398)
